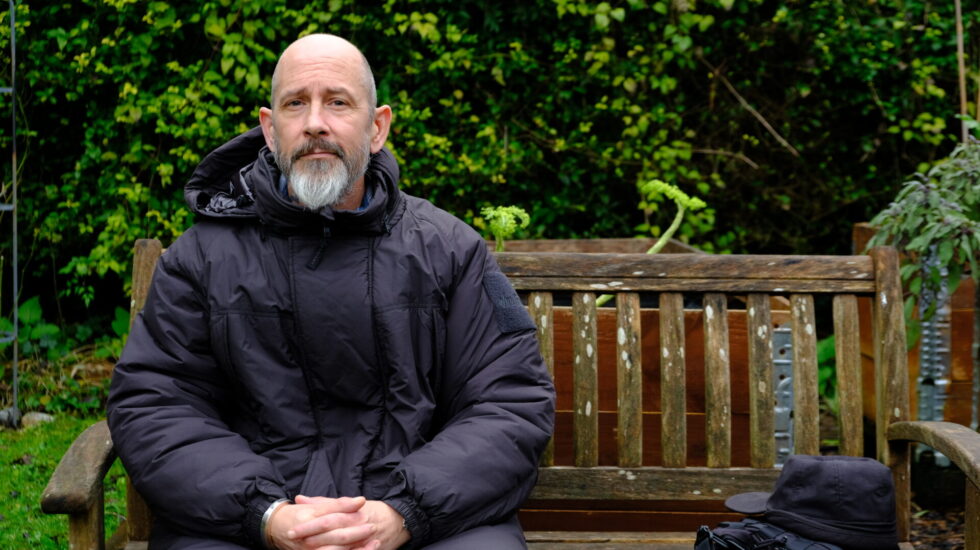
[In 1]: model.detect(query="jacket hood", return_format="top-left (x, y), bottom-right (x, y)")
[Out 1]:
top-left (184, 126), bottom-right (404, 235)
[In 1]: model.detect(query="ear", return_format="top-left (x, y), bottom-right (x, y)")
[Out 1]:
top-left (369, 105), bottom-right (392, 154)
top-left (259, 107), bottom-right (276, 151)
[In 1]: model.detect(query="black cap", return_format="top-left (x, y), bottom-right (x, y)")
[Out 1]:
top-left (725, 455), bottom-right (899, 550)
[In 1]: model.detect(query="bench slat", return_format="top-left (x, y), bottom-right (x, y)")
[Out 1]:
top-left (659, 292), bottom-right (687, 468)
top-left (573, 293), bottom-right (599, 467)
top-left (497, 253), bottom-right (874, 280)
top-left (746, 294), bottom-right (775, 468)
top-left (704, 293), bottom-right (732, 468)
top-left (507, 278), bottom-right (875, 293)
top-left (530, 291), bottom-right (556, 467)
top-left (531, 466), bottom-right (780, 500)
top-left (833, 294), bottom-right (863, 456)
top-left (791, 294), bottom-right (820, 455)
top-left (616, 293), bottom-right (643, 467)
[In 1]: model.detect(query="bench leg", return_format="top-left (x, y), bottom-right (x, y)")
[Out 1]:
top-left (68, 489), bottom-right (105, 550)
top-left (968, 479), bottom-right (980, 550)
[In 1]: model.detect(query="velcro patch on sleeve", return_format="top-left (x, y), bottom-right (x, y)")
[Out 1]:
top-left (482, 271), bottom-right (537, 334)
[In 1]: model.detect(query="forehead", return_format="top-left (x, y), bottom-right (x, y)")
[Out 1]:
top-left (275, 49), bottom-right (364, 99)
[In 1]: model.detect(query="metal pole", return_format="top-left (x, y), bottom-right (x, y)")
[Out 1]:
top-left (955, 0), bottom-right (968, 142)
top-left (7, 0), bottom-right (17, 427)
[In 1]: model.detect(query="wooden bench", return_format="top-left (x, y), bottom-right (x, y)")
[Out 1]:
top-left (41, 240), bottom-right (980, 549)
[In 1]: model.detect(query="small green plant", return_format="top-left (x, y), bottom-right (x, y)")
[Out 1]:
top-left (597, 180), bottom-right (707, 306)
top-left (636, 180), bottom-right (708, 254)
top-left (480, 205), bottom-right (531, 252)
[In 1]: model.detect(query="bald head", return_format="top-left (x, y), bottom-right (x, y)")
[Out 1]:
top-left (270, 34), bottom-right (377, 111)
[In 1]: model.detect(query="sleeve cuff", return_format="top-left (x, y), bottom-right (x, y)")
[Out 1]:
top-left (383, 495), bottom-right (430, 549)
top-left (243, 480), bottom-right (289, 548)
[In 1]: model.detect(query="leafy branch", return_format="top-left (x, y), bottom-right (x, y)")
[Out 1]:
top-left (867, 138), bottom-right (980, 329)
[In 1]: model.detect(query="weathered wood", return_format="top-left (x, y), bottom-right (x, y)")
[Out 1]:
top-left (833, 294), bottom-right (863, 457)
top-left (659, 293), bottom-right (687, 468)
top-left (127, 242), bottom-right (159, 543)
top-left (703, 294), bottom-right (731, 468)
top-left (531, 466), bottom-right (780, 500)
top-left (526, 531), bottom-right (694, 550)
top-left (497, 252), bottom-right (875, 281)
top-left (887, 422), bottom-right (980, 491)
top-left (129, 239), bottom-right (163, 330)
top-left (746, 294), bottom-right (775, 468)
top-left (41, 420), bottom-right (114, 514)
top-left (616, 293), bottom-right (643, 467)
top-left (529, 291), bottom-right (556, 467)
top-left (573, 293), bottom-right (599, 467)
top-left (497, 237), bottom-right (701, 254)
top-left (790, 294), bottom-right (820, 455)
top-left (68, 491), bottom-right (105, 550)
top-left (871, 247), bottom-right (910, 542)
top-left (505, 277), bottom-right (875, 294)
top-left (968, 479), bottom-right (980, 550)
top-left (871, 247), bottom-right (910, 461)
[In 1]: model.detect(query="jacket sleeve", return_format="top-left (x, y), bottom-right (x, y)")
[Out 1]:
top-left (381, 236), bottom-right (556, 545)
top-left (106, 233), bottom-right (287, 547)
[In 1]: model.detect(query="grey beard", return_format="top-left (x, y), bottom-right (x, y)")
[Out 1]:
top-left (288, 157), bottom-right (354, 210)
top-left (273, 135), bottom-right (371, 211)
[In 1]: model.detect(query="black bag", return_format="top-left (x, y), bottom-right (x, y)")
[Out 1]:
top-left (695, 518), bottom-right (845, 550)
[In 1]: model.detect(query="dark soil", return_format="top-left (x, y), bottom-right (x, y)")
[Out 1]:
top-left (910, 507), bottom-right (964, 549)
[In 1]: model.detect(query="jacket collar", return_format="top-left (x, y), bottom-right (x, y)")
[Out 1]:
top-left (185, 126), bottom-right (404, 235)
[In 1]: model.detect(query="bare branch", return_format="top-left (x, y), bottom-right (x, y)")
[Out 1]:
top-left (697, 54), bottom-right (801, 158)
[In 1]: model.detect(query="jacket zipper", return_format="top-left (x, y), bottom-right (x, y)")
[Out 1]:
top-left (306, 225), bottom-right (332, 269)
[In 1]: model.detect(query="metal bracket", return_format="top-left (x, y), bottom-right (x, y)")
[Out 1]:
top-left (772, 323), bottom-right (794, 466)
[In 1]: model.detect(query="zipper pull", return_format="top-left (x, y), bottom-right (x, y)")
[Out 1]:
top-left (306, 225), bottom-right (332, 269)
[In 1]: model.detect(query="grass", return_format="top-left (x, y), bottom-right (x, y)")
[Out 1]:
top-left (0, 415), bottom-right (126, 549)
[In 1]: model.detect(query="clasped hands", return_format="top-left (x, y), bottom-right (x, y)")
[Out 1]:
top-left (266, 495), bottom-right (410, 550)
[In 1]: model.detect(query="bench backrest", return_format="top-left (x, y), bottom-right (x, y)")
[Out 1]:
top-left (495, 247), bottom-right (911, 538)
top-left (124, 241), bottom-right (910, 540)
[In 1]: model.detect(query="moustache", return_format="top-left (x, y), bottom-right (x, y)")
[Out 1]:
top-left (292, 139), bottom-right (346, 162)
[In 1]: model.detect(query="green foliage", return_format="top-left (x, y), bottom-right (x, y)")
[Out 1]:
top-left (480, 205), bottom-right (530, 251)
top-left (0, 0), bottom-right (976, 364)
top-left (0, 296), bottom-right (71, 362)
top-left (867, 139), bottom-right (980, 334)
top-left (816, 334), bottom-right (838, 416)
top-left (0, 416), bottom-right (126, 549)
top-left (0, 296), bottom-right (116, 414)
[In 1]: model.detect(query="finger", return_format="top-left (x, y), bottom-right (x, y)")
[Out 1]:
top-left (299, 523), bottom-right (376, 548)
top-left (343, 540), bottom-right (381, 550)
top-left (288, 511), bottom-right (368, 539)
top-left (295, 495), bottom-right (367, 514)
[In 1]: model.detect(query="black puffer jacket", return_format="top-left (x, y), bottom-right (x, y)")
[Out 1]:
top-left (106, 127), bottom-right (555, 548)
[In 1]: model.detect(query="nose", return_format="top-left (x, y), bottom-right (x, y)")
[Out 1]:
top-left (303, 103), bottom-right (330, 137)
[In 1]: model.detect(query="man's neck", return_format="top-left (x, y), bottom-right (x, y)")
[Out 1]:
top-left (332, 179), bottom-right (365, 211)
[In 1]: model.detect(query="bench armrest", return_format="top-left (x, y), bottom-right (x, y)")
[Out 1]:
top-left (40, 419), bottom-right (116, 514)
top-left (887, 420), bottom-right (980, 487)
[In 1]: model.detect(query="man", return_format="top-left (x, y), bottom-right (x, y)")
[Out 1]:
top-left (107, 34), bottom-right (555, 550)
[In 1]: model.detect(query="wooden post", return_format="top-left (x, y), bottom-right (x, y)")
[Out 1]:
top-left (791, 294), bottom-right (820, 455)
top-left (572, 293), bottom-right (599, 467)
top-left (616, 293), bottom-right (643, 467)
top-left (660, 292), bottom-right (687, 468)
top-left (747, 294), bottom-right (775, 468)
top-left (703, 293), bottom-right (731, 467)
top-left (529, 291), bottom-right (555, 466)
